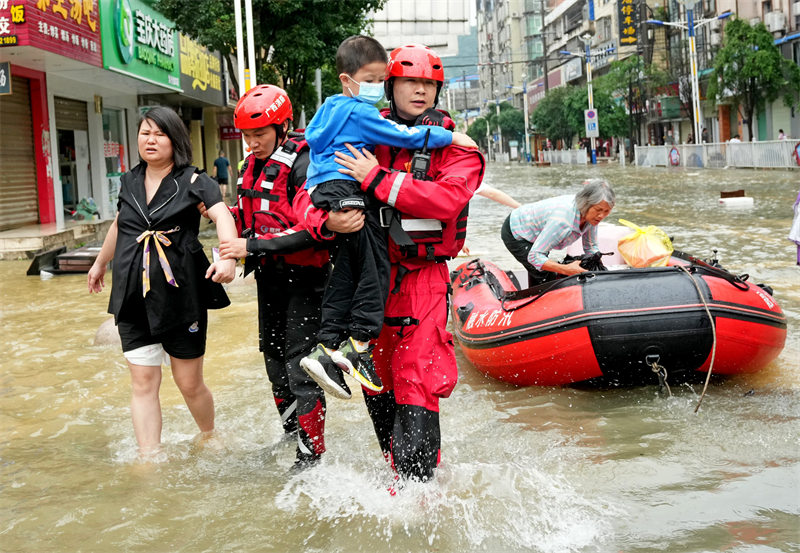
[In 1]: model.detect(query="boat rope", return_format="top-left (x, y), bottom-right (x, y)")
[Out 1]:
top-left (672, 250), bottom-right (750, 291)
top-left (677, 265), bottom-right (718, 413)
top-left (500, 277), bottom-right (571, 311)
top-left (647, 356), bottom-right (672, 397)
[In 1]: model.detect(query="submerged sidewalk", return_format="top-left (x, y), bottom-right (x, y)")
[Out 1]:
top-left (0, 219), bottom-right (112, 260)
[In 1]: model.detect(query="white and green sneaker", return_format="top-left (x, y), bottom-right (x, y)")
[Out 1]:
top-left (330, 337), bottom-right (384, 392)
top-left (300, 343), bottom-right (351, 399)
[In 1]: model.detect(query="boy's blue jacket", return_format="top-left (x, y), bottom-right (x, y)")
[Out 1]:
top-left (304, 94), bottom-right (453, 188)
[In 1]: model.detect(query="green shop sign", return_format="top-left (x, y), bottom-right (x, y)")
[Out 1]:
top-left (100, 0), bottom-right (181, 91)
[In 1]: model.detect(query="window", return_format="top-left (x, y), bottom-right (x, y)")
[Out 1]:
top-left (527, 38), bottom-right (544, 58)
top-left (527, 14), bottom-right (543, 35)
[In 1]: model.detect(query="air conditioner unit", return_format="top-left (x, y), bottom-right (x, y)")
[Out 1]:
top-left (710, 32), bottom-right (722, 45)
top-left (793, 1), bottom-right (800, 16)
top-left (765, 11), bottom-right (786, 33)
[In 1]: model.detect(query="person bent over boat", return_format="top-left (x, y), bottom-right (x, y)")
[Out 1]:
top-left (216, 85), bottom-right (363, 469)
top-left (87, 107), bottom-right (238, 456)
top-left (501, 179), bottom-right (615, 286)
top-left (299, 35), bottom-right (475, 400)
top-left (326, 44), bottom-right (486, 482)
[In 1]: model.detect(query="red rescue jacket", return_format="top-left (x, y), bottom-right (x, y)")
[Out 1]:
top-left (234, 135), bottom-right (329, 268)
top-left (362, 110), bottom-right (486, 271)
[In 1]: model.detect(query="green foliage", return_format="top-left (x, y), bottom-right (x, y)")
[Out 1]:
top-left (708, 17), bottom-right (800, 140)
top-left (592, 88), bottom-right (629, 138)
top-left (155, 0), bottom-right (386, 119)
top-left (497, 105), bottom-right (525, 140)
top-left (530, 82), bottom-right (627, 147)
top-left (531, 86), bottom-right (575, 145)
top-left (597, 56), bottom-right (668, 143)
top-left (467, 117), bottom-right (488, 149)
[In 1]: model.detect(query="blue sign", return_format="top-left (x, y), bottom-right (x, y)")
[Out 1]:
top-left (584, 109), bottom-right (599, 138)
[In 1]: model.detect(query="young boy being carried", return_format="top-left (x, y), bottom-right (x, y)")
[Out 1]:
top-left (300, 35), bottom-right (474, 399)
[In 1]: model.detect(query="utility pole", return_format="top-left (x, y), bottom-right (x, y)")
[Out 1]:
top-left (540, 0), bottom-right (549, 92)
top-left (523, 79), bottom-right (530, 162)
top-left (496, 96), bottom-right (502, 161)
top-left (462, 70), bottom-right (469, 127)
top-left (489, 34), bottom-right (495, 162)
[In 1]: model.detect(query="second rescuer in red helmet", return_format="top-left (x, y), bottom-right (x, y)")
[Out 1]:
top-left (219, 84), bottom-right (362, 470)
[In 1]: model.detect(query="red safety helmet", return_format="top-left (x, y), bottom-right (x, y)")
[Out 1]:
top-left (385, 44), bottom-right (445, 110)
top-left (234, 84), bottom-right (293, 130)
top-left (387, 44), bottom-right (445, 83)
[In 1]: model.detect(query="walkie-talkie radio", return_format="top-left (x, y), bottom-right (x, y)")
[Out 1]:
top-left (410, 129), bottom-right (432, 180)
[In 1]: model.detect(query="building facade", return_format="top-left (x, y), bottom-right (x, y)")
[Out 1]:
top-left (477, 0), bottom-right (799, 153)
top-left (0, 0), bottom-right (237, 236)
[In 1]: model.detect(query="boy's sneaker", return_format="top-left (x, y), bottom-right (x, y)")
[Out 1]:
top-left (330, 338), bottom-right (384, 392)
top-left (300, 344), bottom-right (351, 400)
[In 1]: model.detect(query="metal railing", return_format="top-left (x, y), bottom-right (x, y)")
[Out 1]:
top-left (539, 149), bottom-right (589, 165)
top-left (634, 140), bottom-right (799, 169)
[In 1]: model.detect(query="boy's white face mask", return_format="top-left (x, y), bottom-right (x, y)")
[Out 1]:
top-left (345, 75), bottom-right (385, 105)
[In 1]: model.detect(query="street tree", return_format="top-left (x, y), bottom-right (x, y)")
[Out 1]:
top-left (707, 17), bottom-right (800, 141)
top-left (482, 101), bottom-right (518, 152)
top-left (531, 86), bottom-right (576, 147)
top-left (597, 56), bottom-right (667, 147)
top-left (498, 106), bottom-right (525, 142)
top-left (466, 117), bottom-right (488, 151)
top-left (155, 0), bottom-right (385, 118)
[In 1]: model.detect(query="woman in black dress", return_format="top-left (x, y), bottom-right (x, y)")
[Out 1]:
top-left (88, 107), bottom-right (237, 455)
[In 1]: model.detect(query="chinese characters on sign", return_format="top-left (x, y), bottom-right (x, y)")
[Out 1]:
top-left (591, 40), bottom-right (617, 70)
top-left (0, 0), bottom-right (101, 66)
top-left (179, 33), bottom-right (225, 105)
top-left (617, 0), bottom-right (639, 46)
top-left (464, 309), bottom-right (514, 331)
top-left (100, 0), bottom-right (181, 91)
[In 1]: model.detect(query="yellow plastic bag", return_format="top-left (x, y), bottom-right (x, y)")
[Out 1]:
top-left (617, 219), bottom-right (674, 267)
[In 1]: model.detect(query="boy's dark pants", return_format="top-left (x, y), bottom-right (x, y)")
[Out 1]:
top-left (311, 180), bottom-right (390, 347)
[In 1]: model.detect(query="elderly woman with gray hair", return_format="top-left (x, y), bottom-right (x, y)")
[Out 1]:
top-left (500, 179), bottom-right (616, 286)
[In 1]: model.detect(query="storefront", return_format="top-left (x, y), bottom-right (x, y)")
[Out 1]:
top-left (0, 0), bottom-right (102, 230)
top-left (177, 33), bottom-right (227, 171)
top-left (0, 65), bottom-right (41, 230)
top-left (98, 0), bottom-right (181, 216)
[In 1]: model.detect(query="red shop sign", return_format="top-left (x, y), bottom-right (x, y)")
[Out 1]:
top-left (219, 125), bottom-right (241, 140)
top-left (0, 0), bottom-right (102, 67)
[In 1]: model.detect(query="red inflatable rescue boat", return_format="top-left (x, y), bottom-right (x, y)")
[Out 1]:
top-left (449, 257), bottom-right (787, 387)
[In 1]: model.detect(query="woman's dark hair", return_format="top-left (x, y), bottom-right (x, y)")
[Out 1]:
top-left (137, 106), bottom-right (192, 168)
top-left (336, 35), bottom-right (388, 76)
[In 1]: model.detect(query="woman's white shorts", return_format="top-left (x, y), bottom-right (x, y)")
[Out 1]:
top-left (123, 343), bottom-right (171, 367)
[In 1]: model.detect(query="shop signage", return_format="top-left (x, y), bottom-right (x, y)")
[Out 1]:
top-left (563, 57), bottom-right (582, 82)
top-left (0, 0), bottom-right (102, 66)
top-left (219, 125), bottom-right (241, 140)
top-left (617, 0), bottom-right (639, 46)
top-left (99, 0), bottom-right (180, 91)
top-left (179, 33), bottom-right (224, 106)
top-left (0, 61), bottom-right (10, 94)
top-left (592, 41), bottom-right (617, 70)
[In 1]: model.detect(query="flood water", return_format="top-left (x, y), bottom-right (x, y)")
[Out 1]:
top-left (1, 164), bottom-right (798, 553)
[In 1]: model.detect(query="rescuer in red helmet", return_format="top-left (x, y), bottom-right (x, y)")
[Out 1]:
top-left (217, 84), bottom-right (363, 469)
top-left (312, 44), bottom-right (487, 482)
